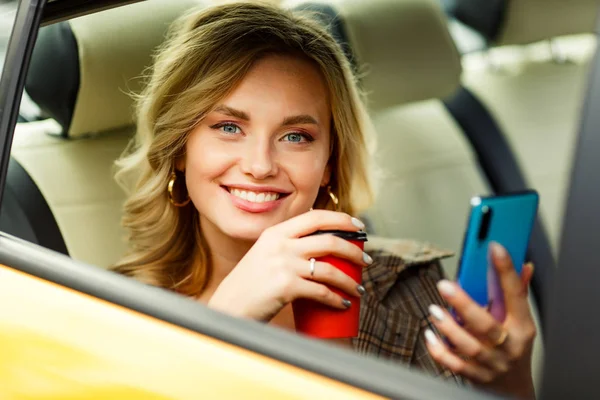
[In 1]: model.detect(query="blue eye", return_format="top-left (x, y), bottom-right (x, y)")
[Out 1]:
top-left (283, 132), bottom-right (312, 143)
top-left (214, 123), bottom-right (241, 135)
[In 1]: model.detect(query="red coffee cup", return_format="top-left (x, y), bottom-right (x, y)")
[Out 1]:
top-left (292, 230), bottom-right (367, 339)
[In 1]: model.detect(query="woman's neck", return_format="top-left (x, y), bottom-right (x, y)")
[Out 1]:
top-left (199, 215), bottom-right (255, 291)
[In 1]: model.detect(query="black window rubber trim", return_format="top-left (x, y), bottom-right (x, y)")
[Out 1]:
top-left (0, 1), bottom-right (505, 399)
top-left (444, 87), bottom-right (556, 333)
top-left (0, 0), bottom-right (46, 205)
top-left (40, 0), bottom-right (143, 26)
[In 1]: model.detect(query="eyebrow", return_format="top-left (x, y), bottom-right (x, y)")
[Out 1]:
top-left (214, 105), bottom-right (250, 121)
top-left (281, 115), bottom-right (318, 126)
top-left (214, 105), bottom-right (319, 126)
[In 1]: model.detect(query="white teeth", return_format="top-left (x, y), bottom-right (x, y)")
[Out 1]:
top-left (229, 188), bottom-right (280, 203)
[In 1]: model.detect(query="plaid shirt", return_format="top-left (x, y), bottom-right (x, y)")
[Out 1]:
top-left (353, 236), bottom-right (467, 385)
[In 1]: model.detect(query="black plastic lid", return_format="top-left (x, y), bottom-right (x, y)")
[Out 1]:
top-left (306, 230), bottom-right (367, 241)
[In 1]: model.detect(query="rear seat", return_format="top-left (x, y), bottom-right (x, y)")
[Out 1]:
top-left (453, 0), bottom-right (599, 255)
top-left (12, 0), bottom-right (205, 268)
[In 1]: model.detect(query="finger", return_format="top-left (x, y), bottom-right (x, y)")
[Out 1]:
top-left (295, 259), bottom-right (363, 297)
top-left (428, 304), bottom-right (509, 372)
top-left (424, 329), bottom-right (496, 383)
top-left (294, 278), bottom-right (352, 310)
top-left (436, 280), bottom-right (507, 345)
top-left (521, 263), bottom-right (534, 295)
top-left (489, 242), bottom-right (531, 320)
top-left (294, 235), bottom-right (370, 267)
top-left (271, 210), bottom-right (365, 238)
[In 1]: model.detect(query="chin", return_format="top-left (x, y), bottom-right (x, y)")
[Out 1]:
top-left (221, 224), bottom-right (270, 242)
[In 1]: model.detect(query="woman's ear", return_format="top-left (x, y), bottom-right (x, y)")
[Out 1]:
top-left (320, 164), bottom-right (331, 187)
top-left (174, 156), bottom-right (186, 172)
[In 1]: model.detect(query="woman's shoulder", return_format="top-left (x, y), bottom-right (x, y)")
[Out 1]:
top-left (361, 235), bottom-right (455, 300)
top-left (365, 235), bottom-right (454, 270)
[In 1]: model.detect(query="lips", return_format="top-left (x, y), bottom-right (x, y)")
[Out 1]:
top-left (222, 185), bottom-right (290, 213)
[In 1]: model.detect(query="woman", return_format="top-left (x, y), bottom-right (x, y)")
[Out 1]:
top-left (112, 2), bottom-right (537, 399)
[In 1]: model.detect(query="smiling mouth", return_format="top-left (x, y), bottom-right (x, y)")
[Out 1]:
top-left (224, 186), bottom-right (288, 203)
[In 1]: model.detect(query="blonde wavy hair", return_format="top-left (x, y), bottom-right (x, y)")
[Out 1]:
top-left (112, 1), bottom-right (376, 296)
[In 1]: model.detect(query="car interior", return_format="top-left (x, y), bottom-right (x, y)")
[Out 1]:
top-left (2, 0), bottom-right (600, 397)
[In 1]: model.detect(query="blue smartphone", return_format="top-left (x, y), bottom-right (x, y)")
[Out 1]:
top-left (455, 190), bottom-right (539, 322)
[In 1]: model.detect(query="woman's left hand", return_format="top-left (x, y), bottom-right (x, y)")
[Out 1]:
top-left (424, 242), bottom-right (537, 400)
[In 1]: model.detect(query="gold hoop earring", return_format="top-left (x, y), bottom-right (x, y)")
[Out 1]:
top-left (327, 186), bottom-right (339, 206)
top-left (168, 172), bottom-right (191, 207)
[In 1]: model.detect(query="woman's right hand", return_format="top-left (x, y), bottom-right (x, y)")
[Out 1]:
top-left (207, 210), bottom-right (371, 322)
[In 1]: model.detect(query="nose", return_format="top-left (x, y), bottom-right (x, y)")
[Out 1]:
top-left (239, 136), bottom-right (278, 179)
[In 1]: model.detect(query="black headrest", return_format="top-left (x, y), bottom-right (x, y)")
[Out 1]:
top-left (25, 22), bottom-right (79, 136)
top-left (446, 0), bottom-right (506, 44)
top-left (290, 2), bottom-right (356, 71)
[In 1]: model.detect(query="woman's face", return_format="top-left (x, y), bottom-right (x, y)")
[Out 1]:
top-left (183, 54), bottom-right (332, 241)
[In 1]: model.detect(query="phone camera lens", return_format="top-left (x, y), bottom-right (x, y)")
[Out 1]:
top-left (478, 206), bottom-right (493, 241)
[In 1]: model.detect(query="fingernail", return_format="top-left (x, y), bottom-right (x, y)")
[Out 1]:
top-left (425, 329), bottom-right (440, 346)
top-left (527, 262), bottom-right (535, 274)
top-left (342, 299), bottom-right (352, 308)
top-left (356, 285), bottom-right (366, 295)
top-left (351, 217), bottom-right (365, 230)
top-left (437, 280), bottom-right (456, 297)
top-left (490, 242), bottom-right (508, 260)
top-left (363, 252), bottom-right (373, 264)
top-left (429, 304), bottom-right (445, 321)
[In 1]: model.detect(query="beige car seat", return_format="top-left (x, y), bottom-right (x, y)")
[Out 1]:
top-left (12, 0), bottom-right (206, 268)
top-left (457, 0), bottom-right (599, 255)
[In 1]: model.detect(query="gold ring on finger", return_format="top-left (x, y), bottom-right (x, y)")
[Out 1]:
top-left (493, 329), bottom-right (509, 347)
